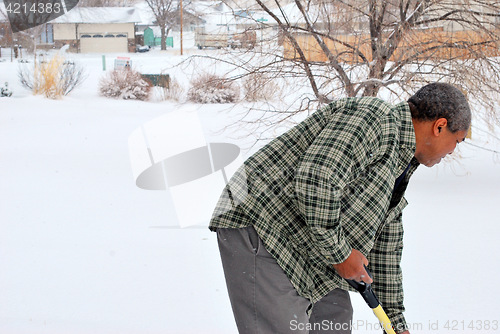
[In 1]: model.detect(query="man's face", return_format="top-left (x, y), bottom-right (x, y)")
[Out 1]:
top-left (415, 125), bottom-right (468, 167)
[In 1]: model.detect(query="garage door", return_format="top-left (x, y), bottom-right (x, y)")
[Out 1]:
top-left (80, 33), bottom-right (128, 53)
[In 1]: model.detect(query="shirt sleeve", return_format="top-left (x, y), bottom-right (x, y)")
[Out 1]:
top-left (368, 210), bottom-right (408, 333)
top-left (294, 163), bottom-right (353, 264)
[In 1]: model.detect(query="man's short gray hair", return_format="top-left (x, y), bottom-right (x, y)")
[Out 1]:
top-left (408, 82), bottom-right (471, 133)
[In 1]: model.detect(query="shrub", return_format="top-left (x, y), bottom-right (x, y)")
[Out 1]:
top-left (18, 55), bottom-right (86, 99)
top-left (99, 69), bottom-right (152, 101)
top-left (187, 74), bottom-right (239, 104)
top-left (153, 77), bottom-right (184, 102)
top-left (243, 72), bottom-right (281, 102)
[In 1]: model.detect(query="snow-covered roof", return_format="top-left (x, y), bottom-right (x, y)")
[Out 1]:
top-left (133, 2), bottom-right (157, 26)
top-left (52, 7), bottom-right (141, 24)
top-left (190, 2), bottom-right (263, 27)
top-left (134, 1), bottom-right (203, 27)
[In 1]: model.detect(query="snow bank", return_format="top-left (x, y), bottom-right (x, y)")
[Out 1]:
top-left (0, 50), bottom-right (499, 333)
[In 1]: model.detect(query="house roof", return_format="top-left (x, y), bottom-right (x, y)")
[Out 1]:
top-left (52, 7), bottom-right (141, 24)
top-left (133, 2), bottom-right (156, 26)
top-left (192, 2), bottom-right (258, 27)
top-left (134, 1), bottom-right (203, 27)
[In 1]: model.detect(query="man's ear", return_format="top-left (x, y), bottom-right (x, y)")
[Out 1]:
top-left (433, 118), bottom-right (448, 136)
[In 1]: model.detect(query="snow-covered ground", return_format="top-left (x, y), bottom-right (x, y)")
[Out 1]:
top-left (1, 48), bottom-right (499, 334)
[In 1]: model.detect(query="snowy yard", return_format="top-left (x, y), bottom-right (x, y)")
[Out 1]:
top-left (1, 48), bottom-right (500, 333)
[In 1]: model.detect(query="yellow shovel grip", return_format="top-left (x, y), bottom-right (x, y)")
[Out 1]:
top-left (372, 304), bottom-right (397, 334)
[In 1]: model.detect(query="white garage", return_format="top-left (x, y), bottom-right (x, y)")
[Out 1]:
top-left (79, 33), bottom-right (129, 53)
top-left (52, 7), bottom-right (139, 53)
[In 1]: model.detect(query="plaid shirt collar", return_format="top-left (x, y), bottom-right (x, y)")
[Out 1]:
top-left (394, 101), bottom-right (417, 170)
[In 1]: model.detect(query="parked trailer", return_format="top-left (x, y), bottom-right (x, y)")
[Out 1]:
top-left (195, 27), bottom-right (228, 49)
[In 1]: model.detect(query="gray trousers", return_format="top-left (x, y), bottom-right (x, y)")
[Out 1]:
top-left (217, 226), bottom-right (353, 334)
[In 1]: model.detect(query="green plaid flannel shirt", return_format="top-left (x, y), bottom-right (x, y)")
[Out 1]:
top-left (210, 97), bottom-right (418, 332)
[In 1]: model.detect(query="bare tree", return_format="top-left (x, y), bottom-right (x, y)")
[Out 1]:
top-left (145, 0), bottom-right (180, 50)
top-left (0, 5), bottom-right (11, 47)
top-left (199, 0), bottom-right (500, 126)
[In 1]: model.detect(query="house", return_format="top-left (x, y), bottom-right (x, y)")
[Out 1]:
top-left (190, 1), bottom-right (264, 49)
top-left (50, 7), bottom-right (141, 53)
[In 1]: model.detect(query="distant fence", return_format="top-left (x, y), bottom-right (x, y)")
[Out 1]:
top-left (284, 28), bottom-right (500, 63)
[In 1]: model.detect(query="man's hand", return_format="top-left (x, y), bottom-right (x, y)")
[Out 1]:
top-left (399, 331), bottom-right (410, 334)
top-left (332, 248), bottom-right (373, 284)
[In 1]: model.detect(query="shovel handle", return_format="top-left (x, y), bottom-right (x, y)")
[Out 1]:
top-left (345, 266), bottom-right (397, 334)
top-left (345, 265), bottom-right (380, 308)
top-left (373, 305), bottom-right (397, 334)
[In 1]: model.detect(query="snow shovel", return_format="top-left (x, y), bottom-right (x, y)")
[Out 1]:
top-left (346, 266), bottom-right (397, 334)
